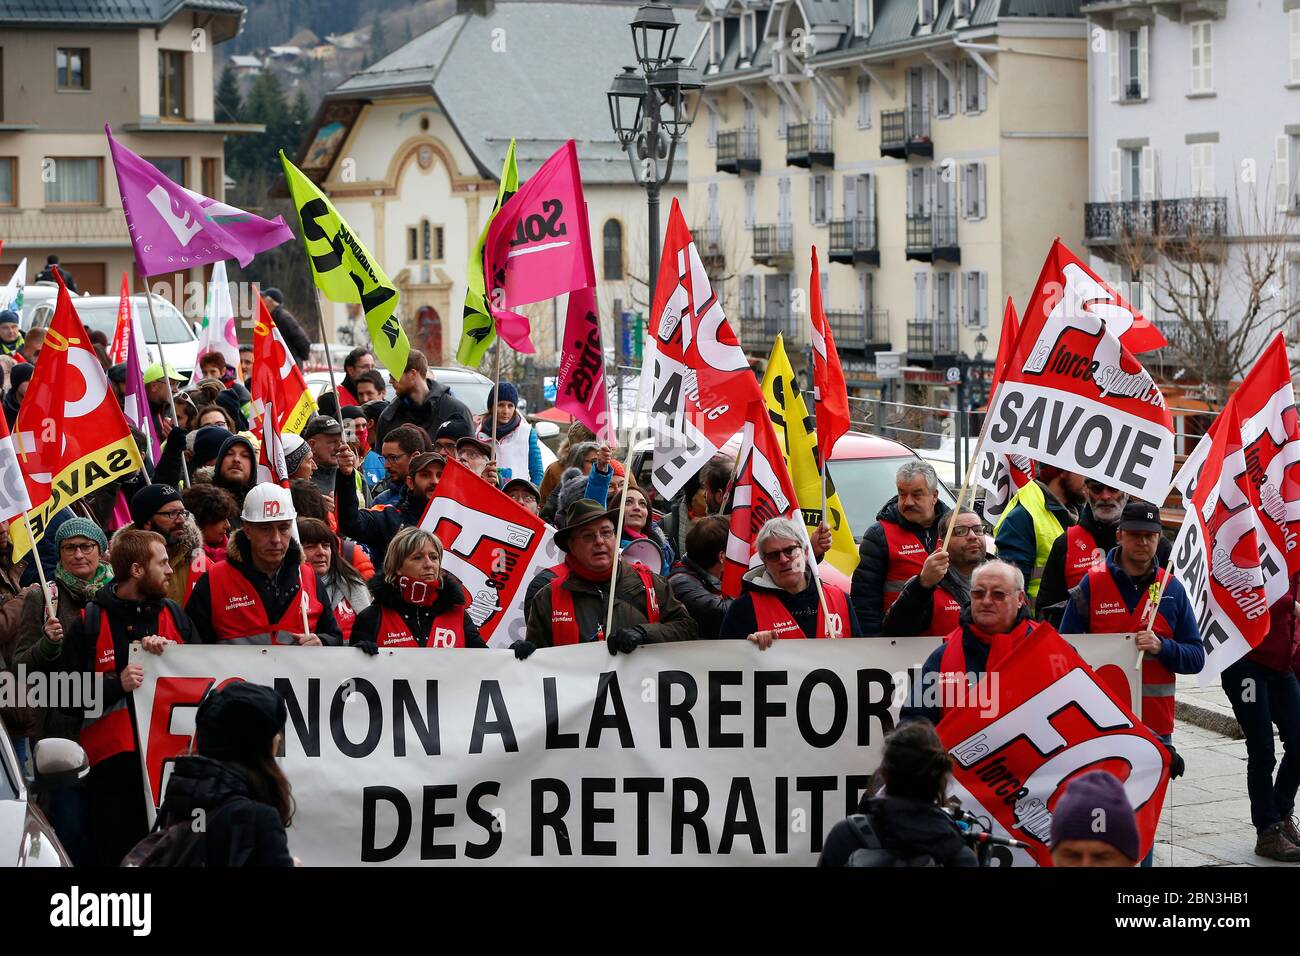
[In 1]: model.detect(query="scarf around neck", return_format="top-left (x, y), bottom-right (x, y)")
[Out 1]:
top-left (55, 561), bottom-right (113, 602)
top-left (490, 412), bottom-right (522, 440)
top-left (396, 574), bottom-right (440, 607)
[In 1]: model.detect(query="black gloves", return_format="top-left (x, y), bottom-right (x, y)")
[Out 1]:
top-left (607, 626), bottom-right (645, 655)
top-left (511, 640), bottom-right (537, 660)
top-left (353, 641), bottom-right (379, 656)
top-left (1165, 744), bottom-right (1185, 780)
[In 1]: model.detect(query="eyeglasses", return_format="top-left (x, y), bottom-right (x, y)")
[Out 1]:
top-left (1084, 481), bottom-right (1119, 494)
top-left (576, 528), bottom-right (617, 544)
top-left (155, 508), bottom-right (189, 521)
top-left (761, 544), bottom-right (803, 563)
top-left (59, 542), bottom-right (99, 555)
top-left (949, 524), bottom-right (984, 538)
top-left (382, 452), bottom-right (410, 463)
top-left (971, 588), bottom-right (1015, 603)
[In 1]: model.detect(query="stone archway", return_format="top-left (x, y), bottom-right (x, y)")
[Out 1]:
top-left (394, 266), bottom-right (454, 366)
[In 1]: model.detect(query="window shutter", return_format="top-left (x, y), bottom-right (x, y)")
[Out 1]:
top-left (978, 162), bottom-right (987, 218)
top-left (914, 272), bottom-right (927, 320)
top-left (1108, 31), bottom-right (1120, 102)
top-left (864, 173), bottom-right (875, 226)
top-left (809, 176), bottom-right (817, 224)
top-left (1278, 135), bottom-right (1291, 212)
top-left (744, 180), bottom-right (756, 228)
top-left (962, 272), bottom-right (972, 327)
top-left (708, 109), bottom-right (718, 147)
top-left (1137, 26), bottom-right (1149, 98)
top-left (1140, 145), bottom-right (1156, 200)
top-left (1109, 148), bottom-right (1123, 198)
top-left (960, 164), bottom-right (971, 218)
top-left (958, 59), bottom-right (966, 113)
top-left (843, 174), bottom-right (857, 220)
top-left (1203, 23), bottom-right (1212, 92)
top-left (979, 271), bottom-right (988, 328)
top-left (977, 69), bottom-right (987, 112)
top-left (1291, 11), bottom-right (1300, 85)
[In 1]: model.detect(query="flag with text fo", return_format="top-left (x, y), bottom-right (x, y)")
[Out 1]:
top-left (761, 335), bottom-right (858, 578)
top-left (281, 151), bottom-right (409, 375)
top-left (107, 126), bottom-right (293, 275)
top-left (640, 198), bottom-right (763, 500)
top-left (982, 240), bottom-right (1173, 501)
top-left (555, 286), bottom-right (612, 442)
top-left (251, 296), bottom-right (316, 436)
top-left (1169, 401), bottom-right (1271, 686)
top-left (458, 138), bottom-right (519, 367)
top-left (10, 276), bottom-right (144, 559)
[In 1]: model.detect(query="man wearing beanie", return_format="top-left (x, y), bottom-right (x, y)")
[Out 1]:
top-left (0, 309), bottom-right (24, 357)
top-left (259, 288), bottom-right (311, 368)
top-left (4, 360), bottom-right (34, 428)
top-left (119, 484), bottom-right (209, 604)
top-left (479, 380), bottom-right (543, 485)
top-left (1050, 770), bottom-right (1140, 867)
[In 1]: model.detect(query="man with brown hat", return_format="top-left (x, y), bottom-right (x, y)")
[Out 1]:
top-left (520, 499), bottom-right (697, 655)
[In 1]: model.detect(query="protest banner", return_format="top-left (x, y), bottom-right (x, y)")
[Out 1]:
top-left (134, 635), bottom-right (1140, 865)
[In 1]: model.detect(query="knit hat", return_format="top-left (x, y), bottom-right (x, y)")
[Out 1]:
top-left (0, 310), bottom-right (18, 327)
top-left (55, 516), bottom-right (107, 553)
top-left (283, 433), bottom-right (311, 475)
top-left (195, 682), bottom-right (287, 762)
top-left (262, 287), bottom-right (285, 305)
top-left (435, 419), bottom-right (473, 443)
top-left (107, 363), bottom-right (128, 384)
top-left (191, 425), bottom-right (231, 471)
top-left (362, 399), bottom-right (389, 423)
top-left (491, 381), bottom-right (519, 407)
top-left (130, 483), bottom-right (182, 528)
top-left (1049, 770), bottom-right (1139, 861)
top-left (9, 362), bottom-right (35, 390)
top-left (215, 384), bottom-right (249, 431)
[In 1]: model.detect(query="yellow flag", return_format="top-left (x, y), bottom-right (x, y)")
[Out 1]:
top-left (761, 335), bottom-right (859, 577)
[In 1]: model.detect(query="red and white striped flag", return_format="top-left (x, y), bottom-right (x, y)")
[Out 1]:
top-left (0, 413), bottom-right (33, 525)
top-left (809, 246), bottom-right (849, 467)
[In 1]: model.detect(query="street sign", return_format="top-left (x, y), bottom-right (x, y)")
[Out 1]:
top-left (877, 351), bottom-right (903, 380)
top-left (945, 366), bottom-right (961, 384)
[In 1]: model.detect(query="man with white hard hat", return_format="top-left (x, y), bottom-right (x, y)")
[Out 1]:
top-left (185, 484), bottom-right (343, 646)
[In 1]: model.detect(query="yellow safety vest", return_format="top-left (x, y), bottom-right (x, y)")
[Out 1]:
top-left (993, 481), bottom-right (1064, 602)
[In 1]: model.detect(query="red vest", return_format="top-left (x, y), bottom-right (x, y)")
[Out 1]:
top-left (374, 603), bottom-right (467, 648)
top-left (334, 598), bottom-right (358, 642)
top-left (880, 520), bottom-right (929, 611)
top-left (751, 582), bottom-right (851, 639)
top-left (203, 560), bottom-right (324, 645)
top-left (929, 586), bottom-right (964, 636)
top-left (80, 602), bottom-right (185, 767)
top-left (549, 563), bottom-right (659, 646)
top-left (1064, 525), bottom-right (1102, 589)
top-left (1086, 565), bottom-right (1178, 736)
top-left (938, 619), bottom-right (1035, 686)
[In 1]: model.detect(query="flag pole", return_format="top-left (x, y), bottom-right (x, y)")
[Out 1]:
top-left (939, 381), bottom-right (1001, 554)
top-left (1137, 571), bottom-right (1169, 671)
top-left (22, 512), bottom-right (56, 620)
top-left (601, 439), bottom-right (638, 642)
top-left (490, 340), bottom-right (502, 465)
top-left (140, 281), bottom-right (190, 487)
top-left (312, 290), bottom-right (343, 405)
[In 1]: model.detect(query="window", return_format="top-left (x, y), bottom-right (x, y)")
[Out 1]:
top-left (1278, 133), bottom-right (1299, 212)
top-left (1112, 146), bottom-right (1152, 201)
top-left (741, 274), bottom-right (760, 321)
top-left (149, 157), bottom-right (186, 187)
top-left (933, 63), bottom-right (953, 118)
top-left (744, 179), bottom-right (756, 229)
top-left (202, 157), bottom-right (221, 199)
top-left (1189, 143), bottom-right (1215, 198)
top-left (159, 50), bottom-right (187, 119)
top-left (963, 271), bottom-right (988, 328)
top-left (961, 162), bottom-right (987, 219)
top-left (56, 47), bottom-right (90, 90)
top-left (954, 0), bottom-right (974, 19)
top-left (934, 271), bottom-right (954, 328)
top-left (603, 219), bottom-right (623, 280)
top-left (1189, 22), bottom-right (1213, 94)
top-left (778, 176), bottom-right (792, 225)
top-left (854, 0), bottom-right (874, 37)
top-left (710, 19), bottom-right (725, 66)
top-left (856, 75), bottom-right (872, 129)
top-left (810, 174), bottom-right (831, 226)
top-left (0, 158), bottom-right (14, 206)
top-left (858, 270), bottom-right (874, 316)
top-left (913, 272), bottom-right (928, 321)
top-left (708, 108), bottom-right (718, 147)
top-left (960, 59), bottom-right (987, 114)
top-left (408, 220), bottom-right (445, 262)
top-left (428, 223), bottom-right (445, 261)
top-left (1291, 11), bottom-right (1300, 85)
top-left (918, 0), bottom-right (936, 27)
top-left (1111, 27), bottom-right (1148, 101)
top-left (741, 12), bottom-right (756, 60)
top-left (44, 157), bottom-right (101, 205)
top-left (407, 227), bottom-right (419, 262)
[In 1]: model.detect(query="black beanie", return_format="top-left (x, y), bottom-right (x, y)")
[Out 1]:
top-left (9, 362), bottom-right (35, 389)
top-left (129, 483), bottom-right (182, 528)
top-left (195, 682), bottom-right (287, 762)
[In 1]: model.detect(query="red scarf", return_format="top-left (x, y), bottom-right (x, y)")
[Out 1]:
top-left (396, 574), bottom-right (440, 607)
top-left (564, 556), bottom-right (609, 584)
top-left (969, 617), bottom-right (1035, 671)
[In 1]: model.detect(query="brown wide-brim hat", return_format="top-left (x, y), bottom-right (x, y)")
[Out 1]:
top-left (554, 498), bottom-right (623, 552)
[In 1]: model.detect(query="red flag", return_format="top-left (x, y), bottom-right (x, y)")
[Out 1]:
top-left (939, 623), bottom-right (1171, 866)
top-left (108, 272), bottom-right (132, 366)
top-left (11, 274), bottom-right (144, 559)
top-left (722, 397), bottom-right (807, 598)
top-left (483, 140), bottom-right (596, 353)
top-left (0, 412), bottom-right (33, 525)
top-left (259, 401), bottom-right (289, 486)
top-left (989, 296), bottom-right (1021, 397)
top-left (809, 246), bottom-right (849, 467)
top-left (1169, 400), bottom-right (1271, 685)
top-left (251, 296), bottom-right (316, 435)
top-left (983, 239), bottom-right (1174, 501)
top-left (640, 198), bottom-right (763, 499)
top-left (976, 299), bottom-right (1031, 521)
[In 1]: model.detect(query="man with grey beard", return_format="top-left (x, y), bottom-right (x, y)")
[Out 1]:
top-left (1036, 478), bottom-right (1170, 626)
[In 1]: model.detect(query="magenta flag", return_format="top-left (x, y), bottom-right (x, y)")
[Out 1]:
top-left (122, 303), bottom-right (161, 466)
top-left (484, 140), bottom-right (595, 350)
top-left (555, 286), bottom-right (612, 441)
top-left (106, 126), bottom-right (294, 276)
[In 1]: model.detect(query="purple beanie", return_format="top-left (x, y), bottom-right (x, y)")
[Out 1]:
top-left (1050, 770), bottom-right (1140, 861)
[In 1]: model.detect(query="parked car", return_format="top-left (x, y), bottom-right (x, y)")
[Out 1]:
top-left (26, 293), bottom-right (198, 377)
top-left (7, 283), bottom-right (60, 329)
top-left (0, 724), bottom-right (83, 867)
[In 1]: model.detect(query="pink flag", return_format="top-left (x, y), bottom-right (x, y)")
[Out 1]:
top-left (122, 295), bottom-right (161, 466)
top-left (483, 140), bottom-right (595, 351)
top-left (106, 125), bottom-right (294, 276)
top-left (555, 286), bottom-right (612, 441)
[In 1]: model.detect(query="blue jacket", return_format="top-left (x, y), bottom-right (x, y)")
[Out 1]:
top-left (1059, 548), bottom-right (1205, 676)
top-left (361, 450), bottom-right (386, 487)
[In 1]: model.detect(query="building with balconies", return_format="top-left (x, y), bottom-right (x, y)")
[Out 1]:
top-left (0, 1), bottom-right (261, 298)
top-left (1082, 0), bottom-right (1300, 378)
top-left (688, 0), bottom-right (1089, 406)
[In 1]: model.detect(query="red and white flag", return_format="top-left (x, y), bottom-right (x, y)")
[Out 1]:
top-left (1169, 401), bottom-right (1271, 685)
top-left (983, 240), bottom-right (1173, 501)
top-left (258, 401), bottom-right (288, 486)
top-left (976, 298), bottom-right (1032, 522)
top-left (809, 246), bottom-right (849, 467)
top-left (939, 623), bottom-right (1171, 867)
top-left (420, 457), bottom-right (562, 647)
top-left (251, 294), bottom-right (316, 435)
top-left (108, 273), bottom-right (132, 366)
top-left (640, 199), bottom-right (763, 500)
top-left (0, 413), bottom-right (33, 526)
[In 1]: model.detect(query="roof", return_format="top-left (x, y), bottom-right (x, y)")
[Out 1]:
top-left (229, 54), bottom-right (263, 67)
top-left (325, 0), bottom-right (704, 184)
top-left (0, 0), bottom-right (246, 36)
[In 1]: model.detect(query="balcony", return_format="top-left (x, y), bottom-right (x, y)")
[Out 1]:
top-left (880, 107), bottom-right (932, 159)
top-left (1084, 198), bottom-right (1228, 259)
top-left (716, 128), bottom-right (760, 174)
top-left (786, 121), bottom-right (834, 168)
top-left (828, 218), bottom-right (880, 266)
top-left (905, 213), bottom-right (960, 263)
top-left (751, 223), bottom-right (793, 266)
top-left (825, 308), bottom-right (891, 354)
top-left (907, 319), bottom-right (959, 361)
top-left (692, 222), bottom-right (725, 272)
top-left (1121, 78), bottom-right (1144, 103)
top-left (740, 313), bottom-right (801, 352)
top-left (0, 208), bottom-right (129, 248)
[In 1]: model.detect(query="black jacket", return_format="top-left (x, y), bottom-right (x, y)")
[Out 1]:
top-left (157, 756), bottom-right (294, 867)
top-left (2, 386), bottom-right (20, 428)
top-left (375, 377), bottom-right (473, 447)
top-left (668, 558), bottom-right (731, 638)
top-left (525, 561), bottom-right (698, 647)
top-left (35, 264), bottom-right (77, 292)
top-left (719, 567), bottom-right (862, 639)
top-left (851, 495), bottom-right (950, 636)
top-left (880, 566), bottom-right (974, 637)
top-left (271, 305), bottom-right (312, 367)
top-left (350, 575), bottom-right (486, 648)
top-left (819, 796), bottom-right (979, 867)
top-left (335, 467), bottom-right (426, 556)
top-left (185, 533), bottom-right (343, 646)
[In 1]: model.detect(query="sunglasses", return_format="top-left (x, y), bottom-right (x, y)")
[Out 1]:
top-left (971, 588), bottom-right (1014, 602)
top-left (761, 544), bottom-right (803, 563)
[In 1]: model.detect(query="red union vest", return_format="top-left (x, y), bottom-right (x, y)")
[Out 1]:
top-left (880, 520), bottom-right (930, 611)
top-left (939, 619), bottom-right (1034, 686)
top-left (1086, 565), bottom-right (1177, 736)
top-left (374, 600), bottom-right (467, 649)
top-left (929, 586), bottom-right (964, 636)
top-left (1064, 525), bottom-right (1103, 589)
top-left (751, 582), bottom-right (851, 639)
top-left (182, 549), bottom-right (210, 605)
top-left (204, 560), bottom-right (324, 645)
top-left (549, 562), bottom-right (659, 645)
top-left (80, 601), bottom-right (185, 767)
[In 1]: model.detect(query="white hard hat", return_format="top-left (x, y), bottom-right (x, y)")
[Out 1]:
top-left (241, 483), bottom-right (297, 525)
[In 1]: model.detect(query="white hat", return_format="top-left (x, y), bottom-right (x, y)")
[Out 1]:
top-left (241, 483), bottom-right (297, 525)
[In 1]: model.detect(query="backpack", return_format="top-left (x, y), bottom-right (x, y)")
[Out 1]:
top-left (122, 797), bottom-right (256, 867)
top-left (843, 812), bottom-right (940, 868)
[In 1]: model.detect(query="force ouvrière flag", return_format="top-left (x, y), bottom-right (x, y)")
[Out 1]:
top-left (458, 139), bottom-right (518, 367)
top-left (251, 295), bottom-right (316, 436)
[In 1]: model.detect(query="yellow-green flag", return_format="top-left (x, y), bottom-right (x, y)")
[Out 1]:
top-left (458, 139), bottom-right (518, 367)
top-left (280, 151), bottom-right (409, 375)
top-left (761, 335), bottom-right (860, 577)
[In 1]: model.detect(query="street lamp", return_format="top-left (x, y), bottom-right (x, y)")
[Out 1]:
top-left (606, 3), bottom-right (702, 298)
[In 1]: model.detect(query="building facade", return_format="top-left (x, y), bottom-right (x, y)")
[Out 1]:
top-left (688, 0), bottom-right (1089, 407)
top-left (0, 1), bottom-right (258, 299)
top-left (295, 1), bottom-right (689, 372)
